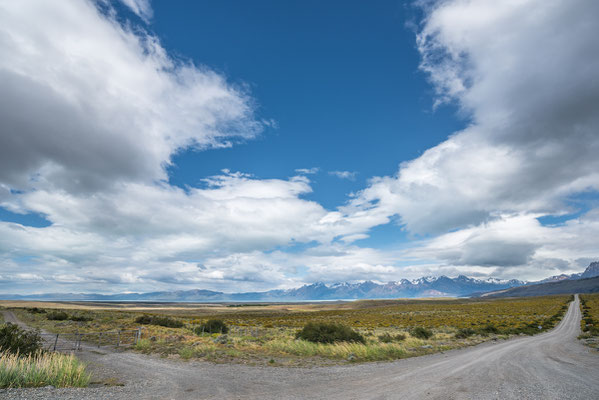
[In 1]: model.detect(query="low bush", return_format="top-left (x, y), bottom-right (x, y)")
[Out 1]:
top-left (410, 327), bottom-right (433, 340)
top-left (45, 311), bottom-right (92, 322)
top-left (507, 323), bottom-right (541, 336)
top-left (455, 328), bottom-right (476, 338)
top-left (0, 323), bottom-right (44, 356)
top-left (135, 315), bottom-right (184, 328)
top-left (378, 333), bottom-right (406, 343)
top-left (0, 351), bottom-right (90, 388)
top-left (194, 319), bottom-right (229, 334)
top-left (295, 322), bottom-right (365, 344)
top-left (46, 311), bottom-right (69, 321)
top-left (134, 315), bottom-right (153, 325)
top-left (478, 324), bottom-right (500, 335)
top-left (25, 308), bottom-right (46, 314)
top-left (69, 314), bottom-right (93, 322)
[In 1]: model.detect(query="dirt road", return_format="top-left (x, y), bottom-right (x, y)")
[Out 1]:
top-left (2, 295), bottom-right (598, 399)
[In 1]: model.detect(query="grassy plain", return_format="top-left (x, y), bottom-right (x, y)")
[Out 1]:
top-left (2, 295), bottom-right (571, 365)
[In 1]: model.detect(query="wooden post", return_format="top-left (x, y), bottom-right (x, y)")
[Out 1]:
top-left (135, 327), bottom-right (142, 344)
top-left (53, 334), bottom-right (59, 351)
top-left (98, 332), bottom-right (102, 348)
top-left (117, 330), bottom-right (121, 347)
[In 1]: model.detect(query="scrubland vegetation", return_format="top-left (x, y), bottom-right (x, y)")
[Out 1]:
top-left (579, 293), bottom-right (599, 348)
top-left (4, 295), bottom-right (571, 365)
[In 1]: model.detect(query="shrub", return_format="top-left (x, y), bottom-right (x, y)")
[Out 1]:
top-left (194, 319), bottom-right (229, 334)
top-left (295, 322), bottom-right (365, 344)
top-left (508, 323), bottom-right (539, 336)
top-left (69, 315), bottom-right (93, 322)
top-left (410, 327), bottom-right (433, 340)
top-left (0, 323), bottom-right (44, 356)
top-left (135, 315), bottom-right (183, 328)
top-left (25, 308), bottom-right (46, 314)
top-left (46, 311), bottom-right (69, 321)
top-left (134, 315), bottom-right (152, 325)
top-left (478, 324), bottom-right (500, 335)
top-left (455, 328), bottom-right (476, 338)
top-left (378, 333), bottom-right (406, 343)
top-left (45, 311), bottom-right (91, 322)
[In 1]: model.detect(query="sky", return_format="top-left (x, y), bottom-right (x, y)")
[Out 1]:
top-left (0, 0), bottom-right (598, 294)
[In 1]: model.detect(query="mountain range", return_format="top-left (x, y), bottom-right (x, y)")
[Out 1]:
top-left (479, 276), bottom-right (599, 298)
top-left (3, 261), bottom-right (598, 302)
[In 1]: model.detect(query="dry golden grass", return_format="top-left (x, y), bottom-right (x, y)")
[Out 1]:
top-left (5, 295), bottom-right (571, 365)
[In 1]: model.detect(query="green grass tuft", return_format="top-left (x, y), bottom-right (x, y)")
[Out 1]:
top-left (0, 351), bottom-right (90, 388)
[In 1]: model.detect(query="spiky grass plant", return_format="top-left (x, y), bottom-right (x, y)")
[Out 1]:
top-left (0, 351), bottom-right (90, 388)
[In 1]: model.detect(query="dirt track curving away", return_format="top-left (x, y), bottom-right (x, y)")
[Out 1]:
top-left (2, 295), bottom-right (599, 399)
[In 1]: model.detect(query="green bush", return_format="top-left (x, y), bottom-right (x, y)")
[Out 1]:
top-left (25, 308), bottom-right (46, 314)
top-left (410, 327), bottom-right (433, 340)
top-left (69, 314), bottom-right (93, 322)
top-left (134, 315), bottom-right (153, 325)
top-left (194, 319), bottom-right (229, 334)
top-left (295, 322), bottom-right (365, 344)
top-left (0, 323), bottom-right (44, 356)
top-left (378, 333), bottom-right (406, 343)
top-left (46, 311), bottom-right (69, 321)
top-left (478, 324), bottom-right (500, 335)
top-left (135, 315), bottom-right (183, 328)
top-left (455, 328), bottom-right (476, 338)
top-left (45, 311), bottom-right (91, 322)
top-left (508, 323), bottom-right (539, 336)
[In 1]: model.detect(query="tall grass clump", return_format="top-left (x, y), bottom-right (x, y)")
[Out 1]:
top-left (0, 351), bottom-right (90, 388)
top-left (267, 339), bottom-right (406, 361)
top-left (296, 322), bottom-right (365, 344)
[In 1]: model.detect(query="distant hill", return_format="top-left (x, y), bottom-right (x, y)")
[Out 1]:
top-left (0, 275), bottom-right (525, 302)
top-left (479, 276), bottom-right (599, 298)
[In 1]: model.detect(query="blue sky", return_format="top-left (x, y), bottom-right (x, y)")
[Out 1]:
top-left (0, 0), bottom-right (598, 294)
top-left (155, 1), bottom-right (465, 210)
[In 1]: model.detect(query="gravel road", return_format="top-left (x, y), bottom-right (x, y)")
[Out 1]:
top-left (2, 295), bottom-right (598, 400)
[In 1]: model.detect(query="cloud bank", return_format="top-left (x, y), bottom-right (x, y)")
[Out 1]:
top-left (0, 0), bottom-right (261, 195)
